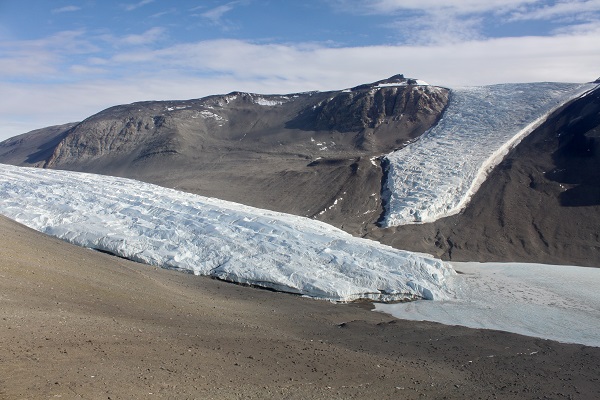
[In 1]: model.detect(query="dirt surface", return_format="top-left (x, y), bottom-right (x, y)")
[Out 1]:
top-left (2, 215), bottom-right (600, 399)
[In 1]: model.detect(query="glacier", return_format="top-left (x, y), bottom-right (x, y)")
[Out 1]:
top-left (376, 262), bottom-right (600, 347)
top-left (0, 164), bottom-right (454, 303)
top-left (381, 82), bottom-right (598, 226)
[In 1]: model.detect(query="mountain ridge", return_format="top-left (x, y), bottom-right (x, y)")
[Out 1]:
top-left (0, 76), bottom-right (448, 235)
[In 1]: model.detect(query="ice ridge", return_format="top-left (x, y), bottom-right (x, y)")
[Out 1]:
top-left (381, 82), bottom-right (598, 226)
top-left (0, 164), bottom-right (455, 302)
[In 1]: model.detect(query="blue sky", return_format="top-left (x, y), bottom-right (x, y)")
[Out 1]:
top-left (1, 0), bottom-right (599, 140)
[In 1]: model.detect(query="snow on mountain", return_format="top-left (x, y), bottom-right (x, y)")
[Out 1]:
top-left (0, 163), bottom-right (455, 302)
top-left (376, 261), bottom-right (600, 347)
top-left (375, 80), bottom-right (429, 88)
top-left (252, 95), bottom-right (291, 106)
top-left (381, 82), bottom-right (598, 226)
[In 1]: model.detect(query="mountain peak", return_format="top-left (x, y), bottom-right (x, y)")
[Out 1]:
top-left (350, 74), bottom-right (428, 91)
top-left (381, 74), bottom-right (406, 83)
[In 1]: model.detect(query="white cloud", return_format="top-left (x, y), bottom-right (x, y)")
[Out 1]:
top-left (356, 0), bottom-right (600, 20)
top-left (69, 65), bottom-right (108, 75)
top-left (352, 0), bottom-right (600, 23)
top-left (553, 20), bottom-right (600, 34)
top-left (509, 0), bottom-right (600, 21)
top-left (51, 5), bottom-right (81, 14)
top-left (333, 0), bottom-right (600, 45)
top-left (0, 52), bottom-right (58, 77)
top-left (197, 1), bottom-right (247, 30)
top-left (389, 12), bottom-right (484, 44)
top-left (87, 56), bottom-right (110, 65)
top-left (2, 30), bottom-right (95, 53)
top-left (106, 32), bottom-right (600, 87)
top-left (150, 9), bottom-right (177, 19)
top-left (123, 0), bottom-right (155, 12)
top-left (0, 31), bottom-right (97, 78)
top-left (120, 27), bottom-right (166, 46)
top-left (98, 27), bottom-right (166, 48)
top-left (334, 0), bottom-right (539, 15)
top-left (1, 28), bottom-right (599, 141)
top-left (331, 1), bottom-right (531, 45)
top-left (201, 4), bottom-right (236, 23)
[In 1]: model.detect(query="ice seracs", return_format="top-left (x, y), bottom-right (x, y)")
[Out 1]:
top-left (381, 82), bottom-right (598, 226)
top-left (0, 164), bottom-right (455, 303)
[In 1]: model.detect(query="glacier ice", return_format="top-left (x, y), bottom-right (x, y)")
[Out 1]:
top-left (381, 82), bottom-right (598, 226)
top-left (0, 164), bottom-right (454, 302)
top-left (376, 261), bottom-right (600, 347)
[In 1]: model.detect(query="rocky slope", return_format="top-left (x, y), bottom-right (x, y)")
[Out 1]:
top-left (0, 75), bottom-right (448, 234)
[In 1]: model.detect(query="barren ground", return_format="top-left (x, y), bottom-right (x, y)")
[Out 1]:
top-left (2, 216), bottom-right (599, 399)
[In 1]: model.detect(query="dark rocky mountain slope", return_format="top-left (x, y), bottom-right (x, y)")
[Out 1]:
top-left (0, 75), bottom-right (448, 234)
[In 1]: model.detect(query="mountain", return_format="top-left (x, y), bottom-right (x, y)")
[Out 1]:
top-left (0, 75), bottom-right (448, 234)
top-left (1, 75), bottom-right (599, 266)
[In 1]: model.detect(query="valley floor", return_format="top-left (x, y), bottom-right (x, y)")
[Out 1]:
top-left (2, 216), bottom-right (599, 399)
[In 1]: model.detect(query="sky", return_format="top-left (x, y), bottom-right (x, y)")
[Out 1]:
top-left (0, 0), bottom-right (599, 140)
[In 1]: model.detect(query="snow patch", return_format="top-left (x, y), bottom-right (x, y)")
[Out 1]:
top-left (375, 80), bottom-right (428, 89)
top-left (0, 164), bottom-right (455, 303)
top-left (313, 140), bottom-right (335, 151)
top-left (253, 96), bottom-right (289, 106)
top-left (316, 197), bottom-right (345, 217)
top-left (196, 110), bottom-right (226, 123)
top-left (224, 95), bottom-right (238, 104)
top-left (165, 105), bottom-right (189, 111)
top-left (376, 82), bottom-right (408, 88)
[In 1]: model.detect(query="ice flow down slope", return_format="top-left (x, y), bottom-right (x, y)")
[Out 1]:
top-left (381, 82), bottom-right (598, 226)
top-left (0, 164), bottom-right (454, 302)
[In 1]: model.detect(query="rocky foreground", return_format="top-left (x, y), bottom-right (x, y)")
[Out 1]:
top-left (1, 216), bottom-right (599, 399)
